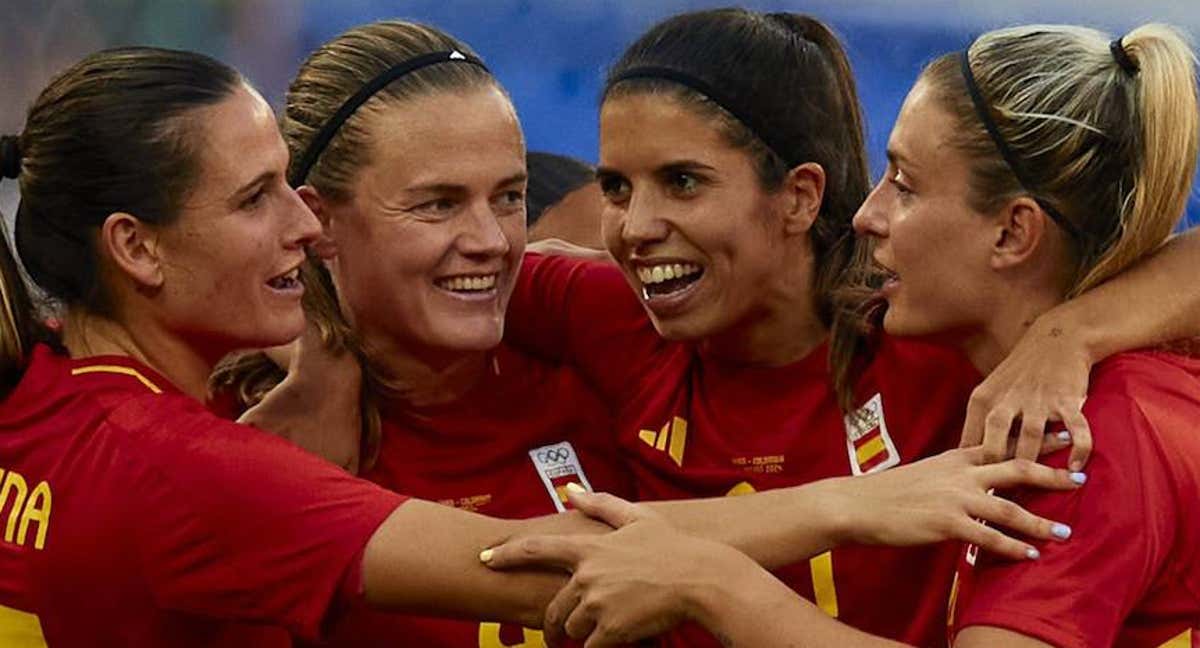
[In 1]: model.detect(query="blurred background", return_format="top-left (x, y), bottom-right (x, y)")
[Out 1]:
top-left (1, 0), bottom-right (1198, 226)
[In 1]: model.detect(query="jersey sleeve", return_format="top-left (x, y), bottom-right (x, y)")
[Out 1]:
top-left (506, 252), bottom-right (671, 403)
top-left (109, 394), bottom-right (407, 641)
top-left (953, 393), bottom-right (1175, 648)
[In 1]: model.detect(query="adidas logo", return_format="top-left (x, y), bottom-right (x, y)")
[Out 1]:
top-left (637, 416), bottom-right (687, 467)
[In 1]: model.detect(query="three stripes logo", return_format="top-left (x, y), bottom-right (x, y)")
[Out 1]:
top-left (637, 416), bottom-right (688, 467)
top-left (843, 393), bottom-right (900, 476)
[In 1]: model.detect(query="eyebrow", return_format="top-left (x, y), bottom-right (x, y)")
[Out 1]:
top-left (229, 170), bottom-right (276, 203)
top-left (404, 172), bottom-right (530, 195)
top-left (596, 159), bottom-right (717, 177)
top-left (885, 147), bottom-right (918, 171)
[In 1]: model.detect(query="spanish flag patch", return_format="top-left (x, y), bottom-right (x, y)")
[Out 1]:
top-left (843, 393), bottom-right (901, 476)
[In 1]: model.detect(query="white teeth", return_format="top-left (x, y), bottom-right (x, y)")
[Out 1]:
top-left (636, 263), bottom-right (701, 286)
top-left (436, 274), bottom-right (498, 292)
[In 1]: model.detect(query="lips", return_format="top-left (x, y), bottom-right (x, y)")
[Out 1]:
top-left (633, 260), bottom-right (705, 299)
top-left (434, 273), bottom-right (499, 293)
top-left (266, 265), bottom-right (301, 291)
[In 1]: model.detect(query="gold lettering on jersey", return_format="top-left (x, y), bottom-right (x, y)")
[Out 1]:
top-left (0, 469), bottom-right (50, 550)
top-left (478, 622), bottom-right (545, 647)
top-left (436, 494), bottom-right (493, 513)
top-left (1158, 628), bottom-right (1191, 648)
top-left (636, 416), bottom-right (687, 467)
top-left (731, 454), bottom-right (785, 475)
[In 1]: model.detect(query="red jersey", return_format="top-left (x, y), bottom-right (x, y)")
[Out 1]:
top-left (949, 351), bottom-right (1200, 648)
top-left (507, 254), bottom-right (982, 647)
top-left (0, 345), bottom-right (406, 647)
top-left (317, 343), bottom-right (631, 647)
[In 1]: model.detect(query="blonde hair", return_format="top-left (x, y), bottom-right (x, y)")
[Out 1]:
top-left (921, 24), bottom-right (1198, 294)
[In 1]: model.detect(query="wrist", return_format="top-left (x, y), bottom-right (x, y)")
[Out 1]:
top-left (1035, 302), bottom-right (1104, 365)
top-left (684, 557), bottom-right (799, 640)
top-left (800, 477), bottom-right (858, 547)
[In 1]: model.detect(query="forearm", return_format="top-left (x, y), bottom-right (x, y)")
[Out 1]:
top-left (362, 500), bottom-right (609, 626)
top-left (1051, 228), bottom-right (1200, 361)
top-left (646, 478), bottom-right (850, 570)
top-left (688, 562), bottom-right (909, 648)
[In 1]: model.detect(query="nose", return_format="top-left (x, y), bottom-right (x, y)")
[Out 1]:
top-left (852, 183), bottom-right (889, 239)
top-left (458, 199), bottom-right (512, 258)
top-left (618, 188), bottom-right (670, 250)
top-left (285, 185), bottom-right (323, 250)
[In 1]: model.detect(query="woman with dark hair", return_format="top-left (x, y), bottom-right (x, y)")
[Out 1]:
top-left (0, 42), bottom-right (1079, 648)
top-left (486, 8), bottom-right (1200, 647)
top-left (485, 19), bottom-right (1200, 648)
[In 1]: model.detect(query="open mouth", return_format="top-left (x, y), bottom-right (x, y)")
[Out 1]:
top-left (636, 262), bottom-right (704, 299)
top-left (266, 266), bottom-right (301, 291)
top-left (435, 273), bottom-right (499, 294)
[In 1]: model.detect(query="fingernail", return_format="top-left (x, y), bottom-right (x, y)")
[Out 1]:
top-left (479, 548), bottom-right (494, 563)
top-left (1051, 523), bottom-right (1072, 540)
top-left (565, 482), bottom-right (586, 494)
top-left (1056, 430), bottom-right (1071, 442)
top-left (1070, 472), bottom-right (1087, 485)
top-left (1025, 547), bottom-right (1040, 560)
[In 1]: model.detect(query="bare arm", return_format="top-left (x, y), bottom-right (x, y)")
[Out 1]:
top-left (955, 627), bottom-right (1054, 648)
top-left (964, 228), bottom-right (1200, 470)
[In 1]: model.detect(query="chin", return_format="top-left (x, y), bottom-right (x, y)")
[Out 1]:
top-left (647, 312), bottom-right (711, 343)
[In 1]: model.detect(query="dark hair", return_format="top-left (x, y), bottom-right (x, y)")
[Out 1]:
top-left (0, 46), bottom-right (242, 390)
top-left (526, 152), bottom-right (596, 226)
top-left (603, 9), bottom-right (873, 409)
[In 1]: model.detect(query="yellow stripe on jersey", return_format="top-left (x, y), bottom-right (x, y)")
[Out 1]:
top-left (809, 551), bottom-right (840, 617)
top-left (637, 429), bottom-right (658, 447)
top-left (855, 435), bottom-right (887, 465)
top-left (1159, 628), bottom-right (1192, 648)
top-left (71, 365), bottom-right (162, 394)
top-left (667, 417), bottom-right (687, 467)
top-left (478, 622), bottom-right (545, 647)
top-left (0, 603), bottom-right (46, 648)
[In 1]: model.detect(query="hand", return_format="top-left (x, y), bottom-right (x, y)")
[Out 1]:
top-left (239, 322), bottom-right (364, 472)
top-left (960, 314), bottom-right (1093, 471)
top-left (526, 237), bottom-right (611, 262)
top-left (831, 446), bottom-right (1085, 560)
top-left (483, 489), bottom-right (757, 647)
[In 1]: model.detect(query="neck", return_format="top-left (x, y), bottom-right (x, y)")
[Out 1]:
top-left (60, 309), bottom-right (217, 401)
top-left (700, 259), bottom-right (828, 367)
top-left (961, 288), bottom-right (1063, 375)
top-left (360, 332), bottom-right (490, 408)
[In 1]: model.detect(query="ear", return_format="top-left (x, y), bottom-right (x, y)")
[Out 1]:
top-left (99, 212), bottom-right (163, 288)
top-left (990, 197), bottom-right (1048, 270)
top-left (296, 185), bottom-right (338, 261)
top-left (780, 162), bottom-right (826, 236)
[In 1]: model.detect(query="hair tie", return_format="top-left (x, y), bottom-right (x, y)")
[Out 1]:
top-left (289, 50), bottom-right (489, 187)
top-left (0, 136), bottom-right (21, 180)
top-left (1110, 37), bottom-right (1139, 76)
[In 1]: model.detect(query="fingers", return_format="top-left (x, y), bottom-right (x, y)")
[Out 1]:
top-left (976, 459), bottom-right (1086, 492)
top-left (1037, 431), bottom-right (1072, 457)
top-left (567, 488), bottom-right (644, 529)
top-left (980, 407), bottom-right (1017, 464)
top-left (959, 390), bottom-right (989, 450)
top-left (564, 597), bottom-right (598, 644)
top-left (1012, 411), bottom-right (1048, 462)
top-left (543, 579), bottom-right (582, 647)
top-left (968, 493), bottom-right (1072, 548)
top-left (480, 535), bottom-right (585, 572)
top-left (955, 518), bottom-right (1042, 562)
top-left (1059, 406), bottom-right (1093, 471)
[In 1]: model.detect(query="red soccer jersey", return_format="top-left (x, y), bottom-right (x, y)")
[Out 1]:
top-left (317, 343), bottom-right (631, 647)
top-left (949, 351), bottom-right (1200, 648)
top-left (0, 345), bottom-right (407, 647)
top-left (507, 254), bottom-right (982, 647)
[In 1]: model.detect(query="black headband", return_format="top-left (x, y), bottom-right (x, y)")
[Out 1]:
top-left (289, 50), bottom-right (489, 187)
top-left (957, 50), bottom-right (1083, 242)
top-left (1110, 37), bottom-right (1139, 76)
top-left (0, 135), bottom-right (20, 180)
top-left (608, 66), bottom-right (801, 169)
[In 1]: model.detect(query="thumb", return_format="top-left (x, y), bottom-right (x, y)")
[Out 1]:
top-left (568, 486), bottom-right (644, 529)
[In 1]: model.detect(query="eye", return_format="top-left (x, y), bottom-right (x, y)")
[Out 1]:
top-left (888, 169), bottom-right (912, 196)
top-left (667, 171), bottom-right (700, 196)
top-left (240, 187), bottom-right (268, 210)
top-left (598, 174), bottom-right (632, 205)
top-left (413, 198), bottom-right (457, 216)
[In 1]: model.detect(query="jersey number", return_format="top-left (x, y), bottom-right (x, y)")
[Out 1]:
top-left (0, 603), bottom-right (46, 648)
top-left (726, 481), bottom-right (840, 617)
top-left (479, 622), bottom-right (545, 647)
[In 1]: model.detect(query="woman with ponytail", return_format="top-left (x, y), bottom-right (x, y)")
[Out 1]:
top-left (485, 21), bottom-right (1200, 648)
top-left (0, 44), bottom-right (1092, 648)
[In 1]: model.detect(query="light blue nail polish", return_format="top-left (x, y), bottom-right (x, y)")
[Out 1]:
top-left (1057, 430), bottom-right (1071, 442)
top-left (1070, 472), bottom-right (1088, 485)
top-left (1026, 547), bottom-right (1040, 560)
top-left (1051, 523), bottom-right (1072, 540)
